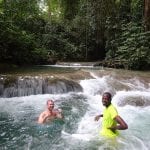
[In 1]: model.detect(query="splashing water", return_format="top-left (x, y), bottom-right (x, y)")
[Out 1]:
top-left (0, 69), bottom-right (150, 150)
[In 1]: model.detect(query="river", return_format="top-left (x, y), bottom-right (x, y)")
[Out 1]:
top-left (0, 64), bottom-right (150, 150)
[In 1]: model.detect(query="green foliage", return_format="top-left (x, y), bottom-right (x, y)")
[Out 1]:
top-left (0, 0), bottom-right (48, 65)
top-left (0, 22), bottom-right (47, 65)
top-left (106, 22), bottom-right (150, 70)
top-left (61, 0), bottom-right (80, 20)
top-left (42, 20), bottom-right (86, 61)
top-left (105, 0), bottom-right (150, 70)
top-left (131, 0), bottom-right (143, 22)
top-left (41, 0), bottom-right (62, 21)
top-left (0, 0), bottom-right (149, 70)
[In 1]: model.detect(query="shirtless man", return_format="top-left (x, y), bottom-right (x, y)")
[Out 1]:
top-left (38, 99), bottom-right (63, 124)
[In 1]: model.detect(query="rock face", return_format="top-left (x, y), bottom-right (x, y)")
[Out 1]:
top-left (0, 77), bottom-right (83, 98)
top-left (118, 96), bottom-right (150, 107)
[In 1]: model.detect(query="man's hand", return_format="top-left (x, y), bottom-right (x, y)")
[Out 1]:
top-left (94, 114), bottom-right (103, 121)
top-left (56, 109), bottom-right (64, 119)
top-left (95, 115), bottom-right (100, 121)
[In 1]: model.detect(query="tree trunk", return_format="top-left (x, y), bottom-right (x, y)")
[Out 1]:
top-left (144, 0), bottom-right (150, 31)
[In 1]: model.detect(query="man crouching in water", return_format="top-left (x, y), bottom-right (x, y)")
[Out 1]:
top-left (38, 99), bottom-right (64, 124)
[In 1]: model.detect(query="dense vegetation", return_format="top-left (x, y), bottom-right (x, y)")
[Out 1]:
top-left (0, 0), bottom-right (150, 70)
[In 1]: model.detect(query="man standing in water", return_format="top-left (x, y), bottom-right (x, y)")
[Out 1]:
top-left (38, 99), bottom-right (64, 124)
top-left (95, 92), bottom-right (128, 138)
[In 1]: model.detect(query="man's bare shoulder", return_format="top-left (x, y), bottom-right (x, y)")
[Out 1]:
top-left (40, 110), bottom-right (49, 116)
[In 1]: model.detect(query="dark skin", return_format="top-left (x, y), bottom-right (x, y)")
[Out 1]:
top-left (95, 93), bottom-right (128, 133)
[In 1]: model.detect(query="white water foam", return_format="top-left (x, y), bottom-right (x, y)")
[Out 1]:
top-left (71, 73), bottom-right (150, 149)
top-left (0, 71), bottom-right (150, 149)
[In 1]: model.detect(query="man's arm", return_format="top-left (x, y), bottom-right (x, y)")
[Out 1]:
top-left (38, 112), bottom-right (47, 124)
top-left (55, 109), bottom-right (64, 119)
top-left (109, 115), bottom-right (128, 131)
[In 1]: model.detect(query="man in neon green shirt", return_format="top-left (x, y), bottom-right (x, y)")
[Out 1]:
top-left (95, 92), bottom-right (128, 138)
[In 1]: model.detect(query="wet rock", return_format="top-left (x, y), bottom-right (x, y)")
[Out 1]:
top-left (0, 77), bottom-right (83, 98)
top-left (118, 96), bottom-right (150, 107)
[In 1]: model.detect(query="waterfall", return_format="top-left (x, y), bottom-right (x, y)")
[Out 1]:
top-left (0, 68), bottom-right (150, 150)
top-left (0, 76), bottom-right (82, 97)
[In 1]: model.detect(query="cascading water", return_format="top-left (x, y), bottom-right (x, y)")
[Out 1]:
top-left (0, 77), bottom-right (82, 98)
top-left (0, 68), bottom-right (150, 150)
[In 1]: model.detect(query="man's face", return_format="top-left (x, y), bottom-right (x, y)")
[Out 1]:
top-left (102, 94), bottom-right (111, 107)
top-left (47, 101), bottom-right (54, 111)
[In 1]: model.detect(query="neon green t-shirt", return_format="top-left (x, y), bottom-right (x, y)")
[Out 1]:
top-left (100, 104), bottom-right (119, 138)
